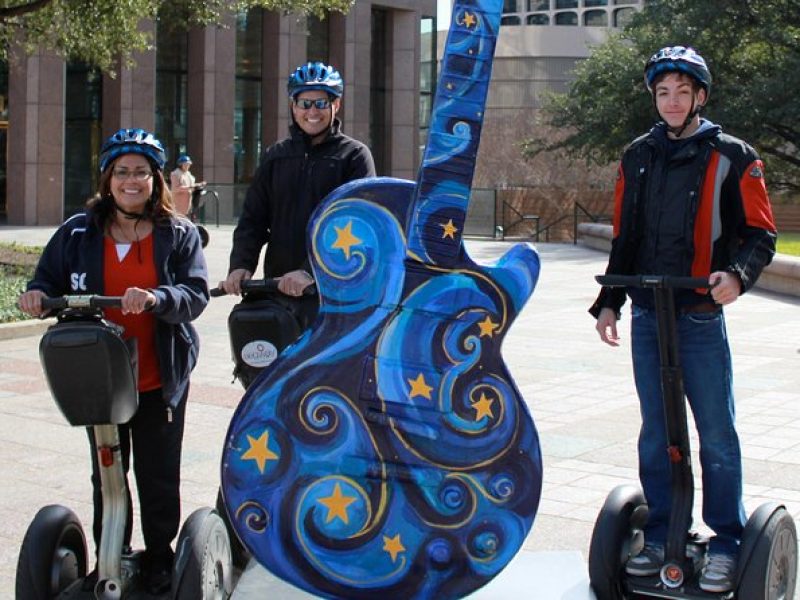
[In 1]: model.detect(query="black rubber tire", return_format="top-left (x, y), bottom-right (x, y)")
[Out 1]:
top-left (15, 504), bottom-right (88, 599)
top-left (737, 505), bottom-right (797, 600)
top-left (198, 225), bottom-right (210, 248)
top-left (215, 487), bottom-right (252, 570)
top-left (173, 507), bottom-right (233, 600)
top-left (588, 484), bottom-right (648, 600)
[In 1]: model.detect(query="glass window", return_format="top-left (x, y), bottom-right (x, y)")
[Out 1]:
top-left (235, 8), bottom-right (263, 184)
top-left (583, 9), bottom-right (608, 25)
top-left (584, 0), bottom-right (608, 5)
top-left (503, 0), bottom-right (518, 13)
top-left (554, 11), bottom-right (578, 24)
top-left (614, 0), bottom-right (638, 4)
top-left (370, 8), bottom-right (388, 175)
top-left (307, 14), bottom-right (330, 62)
top-left (526, 13), bottom-right (550, 24)
top-left (555, 0), bottom-right (578, 8)
top-left (419, 16), bottom-right (436, 156)
top-left (155, 19), bottom-right (188, 166)
top-left (528, 0), bottom-right (549, 9)
top-left (614, 6), bottom-right (636, 26)
top-left (501, 15), bottom-right (522, 25)
top-left (64, 63), bottom-right (102, 217)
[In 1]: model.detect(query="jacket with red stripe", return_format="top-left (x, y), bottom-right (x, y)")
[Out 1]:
top-left (589, 119), bottom-right (776, 318)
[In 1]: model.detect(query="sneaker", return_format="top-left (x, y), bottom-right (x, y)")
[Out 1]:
top-left (626, 542), bottom-right (665, 576)
top-left (699, 552), bottom-right (736, 593)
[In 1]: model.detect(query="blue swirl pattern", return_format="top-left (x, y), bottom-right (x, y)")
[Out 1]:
top-left (220, 1), bottom-right (543, 598)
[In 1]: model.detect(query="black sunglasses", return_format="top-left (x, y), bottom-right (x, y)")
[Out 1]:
top-left (294, 98), bottom-right (332, 110)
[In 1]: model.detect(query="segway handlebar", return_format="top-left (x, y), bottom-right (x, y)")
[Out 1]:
top-left (596, 274), bottom-right (711, 290)
top-left (41, 295), bottom-right (125, 310)
top-left (210, 278), bottom-right (317, 298)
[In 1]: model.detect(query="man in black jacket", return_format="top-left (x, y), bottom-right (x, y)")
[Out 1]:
top-left (219, 61), bottom-right (376, 327)
top-left (591, 46), bottom-right (776, 593)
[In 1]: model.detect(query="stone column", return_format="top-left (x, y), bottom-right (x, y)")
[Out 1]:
top-left (187, 15), bottom-right (236, 186)
top-left (7, 46), bottom-right (65, 225)
top-left (101, 20), bottom-right (157, 138)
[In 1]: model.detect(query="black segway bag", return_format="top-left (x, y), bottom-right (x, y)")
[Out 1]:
top-left (227, 297), bottom-right (301, 389)
top-left (39, 315), bottom-right (139, 426)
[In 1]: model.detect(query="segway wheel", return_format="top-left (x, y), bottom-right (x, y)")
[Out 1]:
top-left (173, 507), bottom-right (233, 600)
top-left (216, 487), bottom-right (252, 570)
top-left (197, 225), bottom-right (210, 248)
top-left (15, 504), bottom-right (88, 599)
top-left (737, 504), bottom-right (797, 600)
top-left (588, 484), bottom-right (648, 600)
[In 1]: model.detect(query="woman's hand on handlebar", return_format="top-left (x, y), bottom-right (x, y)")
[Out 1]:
top-left (121, 287), bottom-right (157, 315)
top-left (218, 269), bottom-right (252, 296)
top-left (277, 270), bottom-right (315, 297)
top-left (596, 307), bottom-right (620, 347)
top-left (709, 271), bottom-right (741, 306)
top-left (18, 289), bottom-right (47, 317)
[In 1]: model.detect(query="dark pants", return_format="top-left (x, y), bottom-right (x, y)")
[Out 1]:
top-left (88, 387), bottom-right (187, 562)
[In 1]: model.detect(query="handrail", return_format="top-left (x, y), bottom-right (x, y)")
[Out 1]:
top-left (501, 200), bottom-right (540, 241)
top-left (573, 201), bottom-right (610, 245)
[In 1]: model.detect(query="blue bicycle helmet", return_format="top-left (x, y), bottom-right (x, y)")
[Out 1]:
top-left (644, 46), bottom-right (711, 94)
top-left (177, 154), bottom-right (192, 165)
top-left (99, 128), bottom-right (167, 173)
top-left (287, 62), bottom-right (344, 98)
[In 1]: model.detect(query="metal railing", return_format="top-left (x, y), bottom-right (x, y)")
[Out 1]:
top-left (572, 201), bottom-right (611, 244)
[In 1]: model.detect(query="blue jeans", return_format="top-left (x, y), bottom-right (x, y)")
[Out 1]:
top-left (631, 305), bottom-right (746, 555)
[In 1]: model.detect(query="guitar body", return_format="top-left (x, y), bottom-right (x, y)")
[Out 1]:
top-left (221, 2), bottom-right (543, 598)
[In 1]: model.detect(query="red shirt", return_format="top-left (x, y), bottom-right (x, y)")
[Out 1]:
top-left (103, 234), bottom-right (161, 392)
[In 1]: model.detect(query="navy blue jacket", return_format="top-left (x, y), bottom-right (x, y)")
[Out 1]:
top-left (27, 210), bottom-right (210, 409)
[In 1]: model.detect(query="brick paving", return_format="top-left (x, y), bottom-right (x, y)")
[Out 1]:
top-left (1, 225), bottom-right (798, 598)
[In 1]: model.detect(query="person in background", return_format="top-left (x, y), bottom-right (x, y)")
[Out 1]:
top-left (170, 154), bottom-right (205, 218)
top-left (18, 128), bottom-right (209, 595)
top-left (590, 46), bottom-right (776, 593)
top-left (218, 61), bottom-right (376, 329)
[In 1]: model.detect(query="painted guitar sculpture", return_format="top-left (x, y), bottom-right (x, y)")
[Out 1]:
top-left (221, 1), bottom-right (542, 597)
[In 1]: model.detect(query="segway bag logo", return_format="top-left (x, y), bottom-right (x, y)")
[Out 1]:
top-left (241, 340), bottom-right (278, 368)
top-left (70, 272), bottom-right (87, 291)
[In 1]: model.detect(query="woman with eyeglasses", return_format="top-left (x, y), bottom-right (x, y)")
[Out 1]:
top-left (218, 61), bottom-right (376, 328)
top-left (17, 127), bottom-right (209, 595)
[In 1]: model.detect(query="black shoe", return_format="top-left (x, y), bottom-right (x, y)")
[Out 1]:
top-left (144, 567), bottom-right (172, 595)
top-left (81, 568), bottom-right (98, 592)
top-left (142, 548), bottom-right (174, 595)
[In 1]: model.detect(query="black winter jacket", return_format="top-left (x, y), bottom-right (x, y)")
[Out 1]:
top-left (590, 120), bottom-right (777, 318)
top-left (229, 119), bottom-right (376, 278)
top-left (27, 211), bottom-right (210, 409)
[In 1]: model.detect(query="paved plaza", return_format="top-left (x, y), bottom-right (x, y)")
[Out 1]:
top-left (1, 224), bottom-right (799, 598)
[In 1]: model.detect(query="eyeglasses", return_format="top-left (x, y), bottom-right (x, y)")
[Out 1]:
top-left (112, 168), bottom-right (153, 181)
top-left (294, 98), bottom-right (332, 110)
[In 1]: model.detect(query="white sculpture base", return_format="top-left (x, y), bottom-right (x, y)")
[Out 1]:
top-left (231, 550), bottom-right (597, 599)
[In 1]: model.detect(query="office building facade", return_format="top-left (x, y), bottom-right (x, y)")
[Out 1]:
top-left (1, 0), bottom-right (436, 225)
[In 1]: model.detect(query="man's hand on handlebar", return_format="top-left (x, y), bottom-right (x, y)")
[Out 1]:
top-left (218, 269), bottom-right (253, 296)
top-left (277, 270), bottom-right (315, 297)
top-left (709, 271), bottom-right (741, 306)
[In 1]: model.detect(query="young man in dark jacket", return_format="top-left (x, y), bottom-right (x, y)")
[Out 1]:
top-left (219, 61), bottom-right (376, 328)
top-left (590, 46), bottom-right (776, 592)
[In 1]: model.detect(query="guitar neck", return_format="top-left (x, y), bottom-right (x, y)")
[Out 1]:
top-left (407, 0), bottom-right (502, 266)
